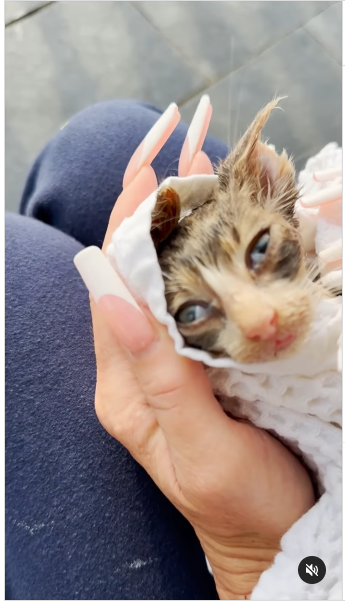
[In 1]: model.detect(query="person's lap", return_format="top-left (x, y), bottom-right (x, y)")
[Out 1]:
top-left (6, 100), bottom-right (228, 600)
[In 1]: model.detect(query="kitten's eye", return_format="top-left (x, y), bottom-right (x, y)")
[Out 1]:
top-left (175, 302), bottom-right (212, 324)
top-left (247, 230), bottom-right (270, 270)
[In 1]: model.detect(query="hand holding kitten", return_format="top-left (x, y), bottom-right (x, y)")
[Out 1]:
top-left (74, 167), bottom-right (314, 600)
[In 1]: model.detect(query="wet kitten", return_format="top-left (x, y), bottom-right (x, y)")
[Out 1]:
top-left (150, 99), bottom-right (321, 364)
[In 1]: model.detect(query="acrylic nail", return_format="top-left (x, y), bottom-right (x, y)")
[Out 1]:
top-left (74, 246), bottom-right (141, 307)
top-left (300, 185), bottom-right (342, 207)
top-left (74, 246), bottom-right (156, 352)
top-left (123, 103), bottom-right (180, 188)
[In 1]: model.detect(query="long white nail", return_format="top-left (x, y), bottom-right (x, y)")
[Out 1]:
top-left (313, 168), bottom-right (342, 182)
top-left (187, 94), bottom-right (211, 159)
top-left (74, 246), bottom-right (141, 310)
top-left (140, 103), bottom-right (178, 168)
top-left (319, 240), bottom-right (342, 263)
top-left (301, 185), bottom-right (342, 207)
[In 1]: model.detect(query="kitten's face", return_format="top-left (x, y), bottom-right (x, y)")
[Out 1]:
top-left (158, 199), bottom-right (312, 363)
top-left (151, 100), bottom-right (318, 363)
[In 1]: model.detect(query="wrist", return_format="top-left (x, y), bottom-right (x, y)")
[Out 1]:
top-left (197, 531), bottom-right (280, 600)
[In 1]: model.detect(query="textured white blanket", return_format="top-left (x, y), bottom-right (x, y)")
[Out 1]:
top-left (107, 144), bottom-right (342, 600)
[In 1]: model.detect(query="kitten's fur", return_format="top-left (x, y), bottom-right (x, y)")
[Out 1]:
top-left (150, 99), bottom-right (321, 363)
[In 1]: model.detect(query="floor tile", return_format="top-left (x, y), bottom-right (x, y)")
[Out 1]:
top-left (5, 1), bottom-right (51, 25)
top-left (180, 29), bottom-right (341, 175)
top-left (5, 1), bottom-right (206, 211)
top-left (135, 1), bottom-right (335, 81)
top-left (304, 2), bottom-right (342, 64)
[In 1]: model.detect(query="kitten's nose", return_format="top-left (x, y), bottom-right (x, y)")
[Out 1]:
top-left (242, 310), bottom-right (277, 341)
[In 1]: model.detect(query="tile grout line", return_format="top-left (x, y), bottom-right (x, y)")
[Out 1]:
top-left (302, 26), bottom-right (342, 67)
top-left (178, 12), bottom-right (342, 110)
top-left (5, 1), bottom-right (55, 27)
top-left (135, 1), bottom-right (341, 108)
top-left (128, 0), bottom-right (213, 86)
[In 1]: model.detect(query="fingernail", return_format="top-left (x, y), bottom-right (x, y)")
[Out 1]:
top-left (318, 239), bottom-right (342, 263)
top-left (313, 168), bottom-right (342, 182)
top-left (300, 185), bottom-right (342, 207)
top-left (178, 94), bottom-right (212, 177)
top-left (187, 95), bottom-right (212, 159)
top-left (74, 246), bottom-right (156, 352)
top-left (123, 103), bottom-right (180, 188)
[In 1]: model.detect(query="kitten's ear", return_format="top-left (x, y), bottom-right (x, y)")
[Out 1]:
top-left (218, 98), bottom-right (297, 221)
top-left (253, 141), bottom-right (297, 221)
top-left (150, 186), bottom-right (181, 247)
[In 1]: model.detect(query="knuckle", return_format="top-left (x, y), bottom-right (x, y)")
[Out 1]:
top-left (95, 397), bottom-right (127, 443)
top-left (142, 373), bottom-right (187, 410)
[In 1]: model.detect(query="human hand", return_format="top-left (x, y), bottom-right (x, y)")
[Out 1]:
top-left (74, 167), bottom-right (314, 600)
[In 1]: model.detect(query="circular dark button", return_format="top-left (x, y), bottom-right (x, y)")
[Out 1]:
top-left (298, 556), bottom-right (326, 584)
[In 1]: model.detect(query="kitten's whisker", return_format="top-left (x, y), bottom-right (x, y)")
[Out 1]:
top-left (306, 261), bottom-right (320, 279)
top-left (160, 269), bottom-right (173, 281)
top-left (267, 192), bottom-right (299, 214)
top-left (228, 35), bottom-right (235, 148)
top-left (231, 71), bottom-right (244, 150)
top-left (271, 188), bottom-right (298, 203)
top-left (304, 258), bottom-right (320, 280)
top-left (151, 215), bottom-right (183, 229)
top-left (322, 283), bottom-right (341, 295)
top-left (157, 158), bottom-right (179, 185)
top-left (298, 260), bottom-right (332, 300)
top-left (152, 203), bottom-right (171, 219)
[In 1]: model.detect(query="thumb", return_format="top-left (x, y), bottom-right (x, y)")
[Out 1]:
top-left (74, 246), bottom-right (237, 464)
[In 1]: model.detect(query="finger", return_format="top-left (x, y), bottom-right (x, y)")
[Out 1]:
top-left (123, 103), bottom-right (180, 188)
top-left (313, 168), bottom-right (342, 182)
top-left (178, 94), bottom-right (212, 177)
top-left (102, 165), bottom-right (158, 253)
top-left (75, 245), bottom-right (155, 350)
top-left (187, 150), bottom-right (214, 176)
top-left (90, 299), bottom-right (159, 472)
top-left (74, 247), bottom-right (238, 461)
top-left (75, 248), bottom-right (156, 438)
top-left (104, 102), bottom-right (182, 251)
top-left (318, 239), bottom-right (342, 263)
top-left (300, 184), bottom-right (342, 207)
top-left (94, 147), bottom-right (159, 381)
top-left (74, 248), bottom-right (140, 418)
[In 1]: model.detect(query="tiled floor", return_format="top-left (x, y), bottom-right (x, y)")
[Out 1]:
top-left (5, 0), bottom-right (342, 212)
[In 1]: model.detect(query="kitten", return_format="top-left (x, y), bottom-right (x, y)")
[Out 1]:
top-left (150, 99), bottom-right (322, 364)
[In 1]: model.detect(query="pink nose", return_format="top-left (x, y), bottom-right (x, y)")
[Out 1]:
top-left (242, 310), bottom-right (278, 341)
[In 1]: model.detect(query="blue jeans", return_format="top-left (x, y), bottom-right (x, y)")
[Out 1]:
top-left (6, 100), bottom-right (228, 600)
